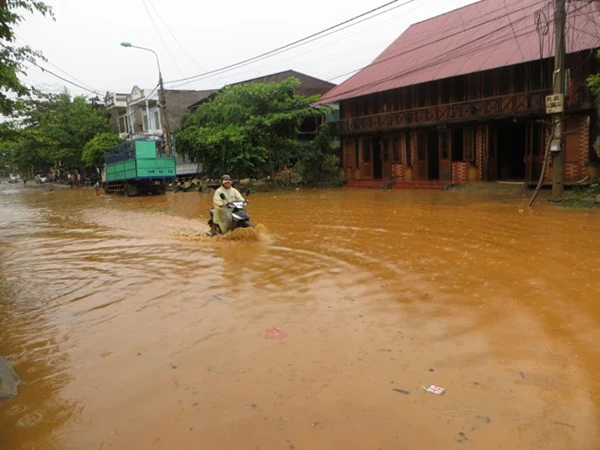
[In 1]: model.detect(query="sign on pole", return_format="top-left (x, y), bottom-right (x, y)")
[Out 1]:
top-left (545, 93), bottom-right (564, 114)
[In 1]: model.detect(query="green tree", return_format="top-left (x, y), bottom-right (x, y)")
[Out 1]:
top-left (177, 77), bottom-right (327, 179)
top-left (294, 123), bottom-right (342, 186)
top-left (587, 50), bottom-right (600, 101)
top-left (1, 0), bottom-right (53, 116)
top-left (81, 132), bottom-right (121, 167)
top-left (0, 119), bottom-right (47, 177)
top-left (5, 90), bottom-right (114, 173)
top-left (0, 123), bottom-right (25, 176)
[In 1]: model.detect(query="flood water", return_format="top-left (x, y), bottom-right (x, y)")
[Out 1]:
top-left (0, 182), bottom-right (599, 450)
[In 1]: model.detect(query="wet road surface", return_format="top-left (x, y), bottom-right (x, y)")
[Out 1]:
top-left (0, 182), bottom-right (599, 449)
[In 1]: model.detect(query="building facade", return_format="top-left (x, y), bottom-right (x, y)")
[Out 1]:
top-left (105, 87), bottom-right (216, 176)
top-left (319, 0), bottom-right (600, 187)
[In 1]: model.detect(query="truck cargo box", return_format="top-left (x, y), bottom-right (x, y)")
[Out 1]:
top-left (104, 140), bottom-right (176, 196)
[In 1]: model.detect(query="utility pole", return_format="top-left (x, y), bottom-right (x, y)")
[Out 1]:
top-left (157, 72), bottom-right (173, 156)
top-left (551, 0), bottom-right (566, 198)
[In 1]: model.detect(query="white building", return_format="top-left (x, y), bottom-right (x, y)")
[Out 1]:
top-left (105, 87), bottom-right (216, 176)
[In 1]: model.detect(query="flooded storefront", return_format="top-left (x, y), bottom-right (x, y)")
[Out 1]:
top-left (1, 182), bottom-right (599, 449)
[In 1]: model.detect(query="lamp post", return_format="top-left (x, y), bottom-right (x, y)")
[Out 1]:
top-left (120, 42), bottom-right (172, 155)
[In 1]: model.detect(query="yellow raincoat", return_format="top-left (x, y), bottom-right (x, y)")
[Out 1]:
top-left (213, 184), bottom-right (245, 233)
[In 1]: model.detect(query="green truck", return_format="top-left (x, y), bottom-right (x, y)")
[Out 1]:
top-left (104, 139), bottom-right (176, 196)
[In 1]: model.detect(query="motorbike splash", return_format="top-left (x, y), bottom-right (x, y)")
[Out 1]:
top-left (214, 223), bottom-right (268, 241)
top-left (175, 224), bottom-right (269, 242)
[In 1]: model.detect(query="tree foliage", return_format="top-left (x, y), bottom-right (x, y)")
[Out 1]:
top-left (82, 132), bottom-right (122, 168)
top-left (587, 50), bottom-right (600, 101)
top-left (0, 90), bottom-right (115, 175)
top-left (293, 123), bottom-right (342, 186)
top-left (176, 77), bottom-right (328, 179)
top-left (0, 0), bottom-right (53, 116)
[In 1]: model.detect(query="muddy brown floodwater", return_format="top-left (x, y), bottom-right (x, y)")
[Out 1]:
top-left (0, 182), bottom-right (599, 449)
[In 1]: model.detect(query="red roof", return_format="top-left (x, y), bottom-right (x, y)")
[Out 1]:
top-left (320, 0), bottom-right (600, 103)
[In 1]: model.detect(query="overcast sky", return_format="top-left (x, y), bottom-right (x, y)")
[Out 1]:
top-left (15, 0), bottom-right (479, 98)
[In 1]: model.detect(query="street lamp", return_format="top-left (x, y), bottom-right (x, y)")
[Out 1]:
top-left (120, 41), bottom-right (173, 155)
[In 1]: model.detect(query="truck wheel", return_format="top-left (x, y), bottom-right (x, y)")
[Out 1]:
top-left (124, 183), bottom-right (138, 197)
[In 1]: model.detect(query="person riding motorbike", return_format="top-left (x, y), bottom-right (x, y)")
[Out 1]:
top-left (212, 174), bottom-right (245, 234)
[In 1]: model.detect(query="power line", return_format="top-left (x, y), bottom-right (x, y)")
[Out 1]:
top-left (35, 60), bottom-right (99, 94)
top-left (565, 0), bottom-right (600, 45)
top-left (240, 0), bottom-right (455, 86)
top-left (141, 0), bottom-right (185, 77)
top-left (504, 0), bottom-right (527, 61)
top-left (321, 0), bottom-right (595, 102)
top-left (13, 0), bottom-right (416, 98)
top-left (169, 0), bottom-right (419, 89)
top-left (323, 0), bottom-right (546, 95)
top-left (324, 0), bottom-right (546, 85)
top-left (27, 61), bottom-right (103, 96)
top-left (145, 0), bottom-right (209, 72)
top-left (164, 0), bottom-right (414, 86)
top-left (15, 33), bottom-right (102, 95)
top-left (167, 0), bottom-right (546, 101)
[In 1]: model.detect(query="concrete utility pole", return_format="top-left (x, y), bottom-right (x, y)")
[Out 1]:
top-left (157, 71), bottom-right (173, 156)
top-left (551, 0), bottom-right (566, 198)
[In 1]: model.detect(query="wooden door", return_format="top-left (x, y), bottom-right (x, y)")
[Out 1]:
top-left (439, 130), bottom-right (451, 180)
top-left (525, 122), bottom-right (544, 183)
top-left (373, 138), bottom-right (383, 180)
top-left (416, 131), bottom-right (427, 180)
top-left (381, 137), bottom-right (392, 180)
top-left (486, 125), bottom-right (497, 181)
top-left (361, 137), bottom-right (373, 179)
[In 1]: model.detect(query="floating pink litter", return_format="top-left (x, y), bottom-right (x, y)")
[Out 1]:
top-left (424, 385), bottom-right (445, 395)
top-left (265, 327), bottom-right (287, 339)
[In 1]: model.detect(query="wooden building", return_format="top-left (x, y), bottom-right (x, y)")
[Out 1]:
top-left (319, 0), bottom-right (600, 187)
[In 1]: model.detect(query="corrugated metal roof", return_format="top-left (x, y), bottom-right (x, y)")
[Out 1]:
top-left (230, 70), bottom-right (336, 97)
top-left (320, 0), bottom-right (600, 103)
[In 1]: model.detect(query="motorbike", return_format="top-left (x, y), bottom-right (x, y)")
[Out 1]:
top-left (207, 193), bottom-right (253, 235)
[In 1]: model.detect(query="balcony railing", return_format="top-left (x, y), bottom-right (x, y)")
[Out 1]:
top-left (332, 87), bottom-right (593, 134)
top-left (105, 93), bottom-right (129, 109)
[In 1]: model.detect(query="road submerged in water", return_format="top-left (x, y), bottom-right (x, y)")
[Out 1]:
top-left (0, 182), bottom-right (599, 449)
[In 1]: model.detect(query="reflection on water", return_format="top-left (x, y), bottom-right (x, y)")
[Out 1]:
top-left (0, 183), bottom-right (599, 449)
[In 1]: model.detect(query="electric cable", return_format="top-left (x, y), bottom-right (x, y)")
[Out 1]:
top-left (323, 0), bottom-right (597, 101)
top-left (505, 0), bottom-right (527, 61)
top-left (141, 0), bottom-right (185, 77)
top-left (169, 0), bottom-right (536, 89)
top-left (164, 0), bottom-right (413, 86)
top-left (27, 60), bottom-right (103, 96)
top-left (15, 33), bottom-right (102, 95)
top-left (145, 0), bottom-right (209, 72)
top-left (168, 0), bottom-right (418, 88)
top-left (324, 0), bottom-right (547, 88)
top-left (320, 2), bottom-right (547, 100)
